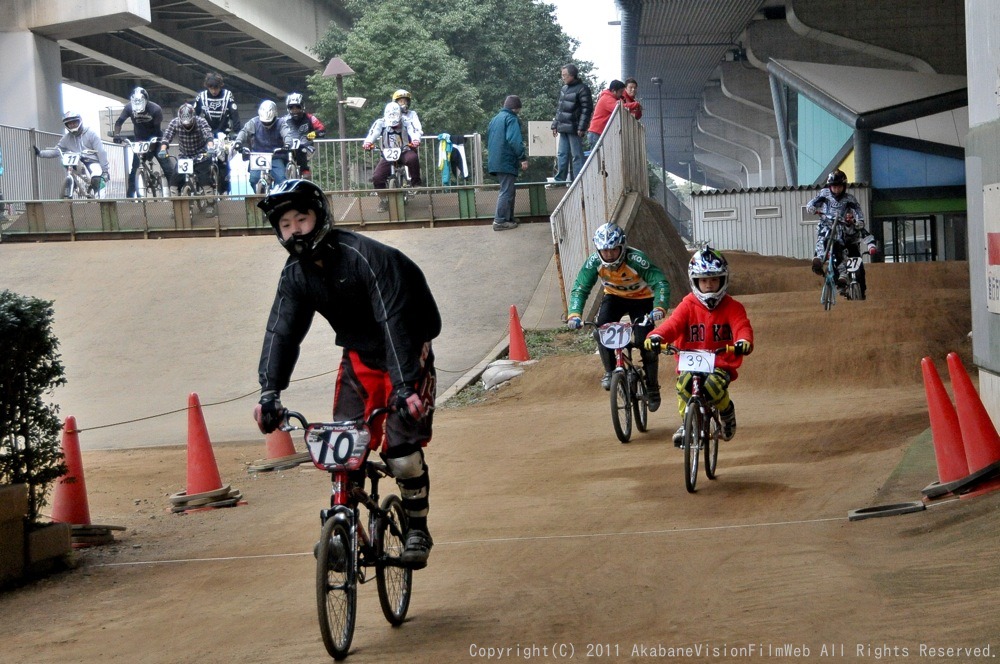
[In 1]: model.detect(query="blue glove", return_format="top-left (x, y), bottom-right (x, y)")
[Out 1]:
top-left (651, 307), bottom-right (666, 322)
top-left (734, 340), bottom-right (753, 356)
top-left (255, 391), bottom-right (285, 434)
top-left (567, 315), bottom-right (583, 330)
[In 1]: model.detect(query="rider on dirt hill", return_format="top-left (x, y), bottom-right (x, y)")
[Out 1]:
top-left (281, 92), bottom-right (326, 179)
top-left (806, 169), bottom-right (878, 299)
top-left (363, 101), bottom-right (423, 198)
top-left (161, 103), bottom-right (215, 197)
top-left (113, 87), bottom-right (174, 197)
top-left (567, 222), bottom-right (669, 412)
top-left (232, 100), bottom-right (293, 193)
top-left (34, 111), bottom-right (110, 196)
top-left (253, 179), bottom-right (440, 569)
top-left (644, 247), bottom-right (754, 447)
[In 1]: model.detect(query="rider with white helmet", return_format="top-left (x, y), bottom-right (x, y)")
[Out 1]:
top-left (112, 86), bottom-right (174, 197)
top-left (232, 100), bottom-right (293, 192)
top-left (362, 101), bottom-right (423, 205)
top-left (644, 246), bottom-right (754, 445)
top-left (34, 110), bottom-right (111, 196)
top-left (566, 222), bottom-right (670, 410)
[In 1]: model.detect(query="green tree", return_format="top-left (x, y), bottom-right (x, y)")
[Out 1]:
top-left (0, 290), bottom-right (67, 524)
top-left (309, 0), bottom-right (595, 141)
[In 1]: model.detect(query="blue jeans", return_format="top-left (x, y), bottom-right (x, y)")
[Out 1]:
top-left (494, 173), bottom-right (516, 223)
top-left (249, 157), bottom-right (287, 191)
top-left (554, 132), bottom-right (584, 182)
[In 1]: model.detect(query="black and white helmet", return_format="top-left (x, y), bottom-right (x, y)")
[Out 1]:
top-left (688, 246), bottom-right (729, 310)
top-left (178, 103), bottom-right (196, 129)
top-left (130, 87), bottom-right (148, 114)
top-left (257, 179), bottom-right (331, 259)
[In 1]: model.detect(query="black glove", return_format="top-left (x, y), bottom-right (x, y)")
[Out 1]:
top-left (241, 147), bottom-right (251, 160)
top-left (32, 145), bottom-right (40, 157)
top-left (255, 391), bottom-right (285, 434)
top-left (734, 340), bottom-right (753, 356)
top-left (391, 385), bottom-right (428, 423)
top-left (112, 135), bottom-right (123, 144)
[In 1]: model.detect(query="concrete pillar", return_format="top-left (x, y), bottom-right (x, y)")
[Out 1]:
top-left (0, 30), bottom-right (63, 132)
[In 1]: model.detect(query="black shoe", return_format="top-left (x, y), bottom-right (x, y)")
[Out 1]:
top-left (811, 257), bottom-right (823, 276)
top-left (401, 529), bottom-right (433, 569)
top-left (672, 426), bottom-right (684, 448)
top-left (721, 404), bottom-right (736, 441)
top-left (647, 388), bottom-right (661, 412)
top-left (601, 372), bottom-right (611, 391)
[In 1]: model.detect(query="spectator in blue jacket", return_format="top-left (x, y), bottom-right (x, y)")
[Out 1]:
top-left (487, 96), bottom-right (528, 232)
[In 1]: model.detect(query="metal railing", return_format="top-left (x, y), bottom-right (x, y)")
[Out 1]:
top-left (548, 104), bottom-right (649, 313)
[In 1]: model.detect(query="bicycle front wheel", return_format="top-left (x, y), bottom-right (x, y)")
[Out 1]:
top-left (820, 276), bottom-right (836, 311)
top-left (316, 518), bottom-right (356, 660)
top-left (376, 495), bottom-right (412, 626)
top-left (848, 280), bottom-right (862, 301)
top-left (610, 370), bottom-right (632, 443)
top-left (705, 412), bottom-right (720, 480)
top-left (632, 369), bottom-right (648, 433)
top-left (682, 403), bottom-right (702, 493)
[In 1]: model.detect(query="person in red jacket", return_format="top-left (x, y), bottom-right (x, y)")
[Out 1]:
top-left (622, 78), bottom-right (643, 120)
top-left (644, 247), bottom-right (754, 446)
top-left (587, 80), bottom-right (626, 147)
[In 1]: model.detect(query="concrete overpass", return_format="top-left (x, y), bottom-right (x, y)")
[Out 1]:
top-left (0, 0), bottom-right (349, 133)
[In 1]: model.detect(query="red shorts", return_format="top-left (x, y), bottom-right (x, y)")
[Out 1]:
top-left (332, 344), bottom-right (435, 456)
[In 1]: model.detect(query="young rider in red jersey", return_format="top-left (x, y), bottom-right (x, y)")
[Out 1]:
top-left (644, 247), bottom-right (754, 446)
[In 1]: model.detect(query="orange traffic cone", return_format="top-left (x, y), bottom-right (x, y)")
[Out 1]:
top-left (508, 304), bottom-right (530, 362)
top-left (265, 429), bottom-right (296, 459)
top-left (946, 353), bottom-right (1000, 472)
top-left (186, 392), bottom-right (223, 495)
top-left (51, 416), bottom-right (91, 526)
top-left (921, 358), bottom-right (968, 484)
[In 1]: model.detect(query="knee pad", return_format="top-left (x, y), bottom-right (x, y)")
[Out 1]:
top-left (676, 372), bottom-right (693, 400)
top-left (386, 450), bottom-right (424, 480)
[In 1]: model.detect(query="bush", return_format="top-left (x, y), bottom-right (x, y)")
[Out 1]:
top-left (0, 290), bottom-right (67, 523)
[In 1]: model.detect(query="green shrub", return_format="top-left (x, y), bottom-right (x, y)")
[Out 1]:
top-left (0, 290), bottom-right (67, 523)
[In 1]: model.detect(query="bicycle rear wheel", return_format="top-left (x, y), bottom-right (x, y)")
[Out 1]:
top-left (609, 370), bottom-right (632, 443)
top-left (376, 495), bottom-right (412, 626)
top-left (704, 412), bottom-right (720, 480)
top-left (682, 403), bottom-right (702, 493)
top-left (317, 517), bottom-right (356, 660)
top-left (631, 369), bottom-right (648, 433)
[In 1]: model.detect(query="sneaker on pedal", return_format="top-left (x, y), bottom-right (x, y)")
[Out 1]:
top-left (600, 372), bottom-right (611, 391)
top-left (672, 426), bottom-right (684, 448)
top-left (647, 387), bottom-right (661, 412)
top-left (721, 403), bottom-right (736, 441)
top-left (401, 529), bottom-right (433, 569)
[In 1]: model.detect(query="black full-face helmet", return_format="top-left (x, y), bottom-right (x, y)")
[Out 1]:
top-left (826, 169), bottom-right (848, 198)
top-left (257, 179), bottom-right (331, 258)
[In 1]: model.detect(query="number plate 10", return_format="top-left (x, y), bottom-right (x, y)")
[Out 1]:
top-left (306, 423), bottom-right (372, 471)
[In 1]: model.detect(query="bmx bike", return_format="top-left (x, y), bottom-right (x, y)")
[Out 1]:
top-left (121, 138), bottom-right (166, 198)
top-left (176, 152), bottom-right (219, 216)
top-left (282, 407), bottom-right (412, 661)
top-left (661, 344), bottom-right (734, 493)
top-left (250, 142), bottom-right (301, 195)
top-left (819, 213), bottom-right (867, 309)
top-left (588, 315), bottom-right (652, 444)
top-left (56, 148), bottom-right (99, 199)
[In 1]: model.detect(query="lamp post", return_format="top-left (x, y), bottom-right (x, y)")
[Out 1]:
top-left (650, 76), bottom-right (666, 209)
top-left (323, 57), bottom-right (357, 189)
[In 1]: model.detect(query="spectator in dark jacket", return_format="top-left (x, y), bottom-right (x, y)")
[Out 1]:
top-left (549, 64), bottom-right (593, 185)
top-left (487, 95), bottom-right (529, 232)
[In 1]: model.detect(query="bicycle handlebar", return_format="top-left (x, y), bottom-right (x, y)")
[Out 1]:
top-left (282, 406), bottom-right (391, 432)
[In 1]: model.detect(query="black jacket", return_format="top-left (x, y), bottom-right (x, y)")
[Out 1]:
top-left (551, 79), bottom-right (594, 134)
top-left (258, 230), bottom-right (441, 393)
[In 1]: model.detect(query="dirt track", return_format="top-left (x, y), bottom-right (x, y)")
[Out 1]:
top-left (4, 255), bottom-right (999, 664)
